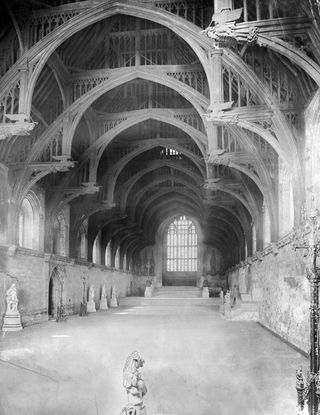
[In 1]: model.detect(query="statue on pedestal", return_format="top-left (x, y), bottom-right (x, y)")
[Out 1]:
top-left (87, 285), bottom-right (96, 312)
top-left (121, 351), bottom-right (147, 415)
top-left (100, 285), bottom-right (108, 310)
top-left (80, 273), bottom-right (87, 316)
top-left (111, 285), bottom-right (118, 307)
top-left (2, 284), bottom-right (23, 331)
top-left (219, 290), bottom-right (225, 314)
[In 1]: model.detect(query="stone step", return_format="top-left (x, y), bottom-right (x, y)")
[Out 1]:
top-left (223, 301), bottom-right (259, 321)
top-left (120, 297), bottom-right (220, 307)
top-left (153, 286), bottom-right (202, 298)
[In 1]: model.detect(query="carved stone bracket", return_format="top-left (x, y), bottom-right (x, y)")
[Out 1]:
top-left (64, 182), bottom-right (100, 196)
top-left (206, 149), bottom-right (230, 165)
top-left (0, 118), bottom-right (37, 140)
top-left (202, 7), bottom-right (259, 48)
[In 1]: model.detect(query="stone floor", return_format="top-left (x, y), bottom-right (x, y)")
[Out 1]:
top-left (0, 303), bottom-right (307, 415)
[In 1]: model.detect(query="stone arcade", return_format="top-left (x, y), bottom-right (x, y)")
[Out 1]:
top-left (0, 0), bottom-right (320, 413)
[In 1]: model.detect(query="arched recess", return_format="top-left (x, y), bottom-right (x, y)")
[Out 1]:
top-left (78, 220), bottom-right (88, 260)
top-left (114, 246), bottom-right (120, 269)
top-left (92, 231), bottom-right (101, 265)
top-left (18, 190), bottom-right (43, 250)
top-left (52, 211), bottom-right (68, 256)
top-left (105, 240), bottom-right (112, 267)
top-left (48, 266), bottom-right (66, 319)
top-left (18, 198), bottom-right (33, 249)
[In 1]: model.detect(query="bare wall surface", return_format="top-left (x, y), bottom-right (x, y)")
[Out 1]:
top-left (227, 235), bottom-right (310, 353)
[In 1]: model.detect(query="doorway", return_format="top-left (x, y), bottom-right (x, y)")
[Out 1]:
top-left (48, 267), bottom-right (61, 318)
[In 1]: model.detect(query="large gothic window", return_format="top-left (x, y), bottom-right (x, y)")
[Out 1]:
top-left (167, 216), bottom-right (197, 272)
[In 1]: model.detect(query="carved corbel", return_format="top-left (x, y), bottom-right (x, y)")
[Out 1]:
top-left (0, 114), bottom-right (37, 140)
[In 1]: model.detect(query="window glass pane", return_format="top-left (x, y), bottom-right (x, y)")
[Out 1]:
top-left (166, 216), bottom-right (197, 272)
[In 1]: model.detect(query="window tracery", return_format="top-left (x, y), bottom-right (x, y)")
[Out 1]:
top-left (167, 215), bottom-right (197, 272)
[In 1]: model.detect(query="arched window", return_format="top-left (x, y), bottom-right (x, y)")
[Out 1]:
top-left (19, 198), bottom-right (34, 249)
top-left (18, 192), bottom-right (42, 250)
top-left (78, 219), bottom-right (87, 259)
top-left (53, 212), bottom-right (67, 256)
top-left (105, 241), bottom-right (112, 266)
top-left (167, 215), bottom-right (197, 272)
top-left (80, 231), bottom-right (86, 259)
top-left (92, 232), bottom-right (101, 264)
top-left (123, 252), bottom-right (127, 271)
top-left (115, 246), bottom-right (120, 269)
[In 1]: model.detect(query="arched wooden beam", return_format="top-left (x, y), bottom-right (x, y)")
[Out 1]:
top-left (117, 159), bottom-right (203, 212)
top-left (26, 67), bottom-right (206, 163)
top-left (0, 2), bottom-right (212, 116)
top-left (257, 34), bottom-right (320, 86)
top-left (138, 190), bottom-right (203, 229)
top-left (98, 136), bottom-right (205, 201)
top-left (142, 196), bottom-right (201, 233)
top-left (128, 176), bottom-right (202, 221)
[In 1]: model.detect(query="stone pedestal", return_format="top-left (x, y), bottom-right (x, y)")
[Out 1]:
top-left (202, 287), bottom-right (210, 298)
top-left (2, 311), bottom-right (23, 332)
top-left (144, 286), bottom-right (152, 297)
top-left (111, 296), bottom-right (118, 307)
top-left (100, 285), bottom-right (108, 310)
top-left (87, 285), bottom-right (96, 312)
top-left (2, 284), bottom-right (23, 332)
top-left (100, 298), bottom-right (108, 310)
top-left (87, 300), bottom-right (96, 313)
top-left (110, 286), bottom-right (118, 307)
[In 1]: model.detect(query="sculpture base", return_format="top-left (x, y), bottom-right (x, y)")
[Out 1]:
top-left (144, 287), bottom-right (152, 297)
top-left (110, 298), bottom-right (118, 307)
top-left (2, 313), bottom-right (23, 331)
top-left (121, 404), bottom-right (146, 415)
top-left (100, 299), bottom-right (108, 310)
top-left (202, 287), bottom-right (210, 298)
top-left (87, 300), bottom-right (96, 313)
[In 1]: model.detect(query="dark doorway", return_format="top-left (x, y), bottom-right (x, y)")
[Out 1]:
top-left (48, 276), bottom-right (53, 317)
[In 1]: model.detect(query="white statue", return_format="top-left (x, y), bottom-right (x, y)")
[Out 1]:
top-left (110, 285), bottom-right (118, 307)
top-left (6, 284), bottom-right (18, 313)
top-left (2, 284), bottom-right (22, 332)
top-left (89, 285), bottom-right (94, 301)
top-left (121, 351), bottom-right (147, 415)
top-left (87, 285), bottom-right (96, 313)
top-left (100, 285), bottom-right (108, 310)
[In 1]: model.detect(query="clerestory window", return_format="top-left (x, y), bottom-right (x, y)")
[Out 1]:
top-left (167, 215), bottom-right (197, 272)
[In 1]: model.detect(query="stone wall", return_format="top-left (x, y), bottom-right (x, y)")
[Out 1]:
top-left (226, 233), bottom-right (311, 353)
top-left (0, 245), bottom-right (134, 327)
top-left (131, 274), bottom-right (155, 296)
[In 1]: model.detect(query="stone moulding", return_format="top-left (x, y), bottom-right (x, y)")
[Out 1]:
top-left (16, 247), bottom-right (45, 258)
